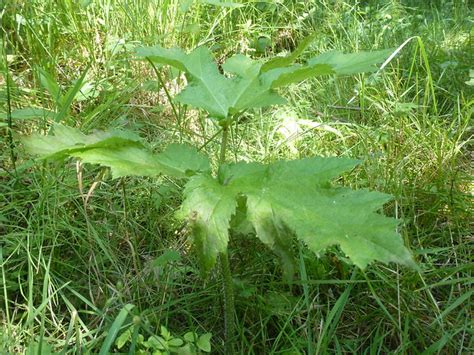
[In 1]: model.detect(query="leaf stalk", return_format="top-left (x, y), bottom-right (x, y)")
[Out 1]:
top-left (218, 120), bottom-right (235, 353)
top-left (146, 58), bottom-right (181, 130)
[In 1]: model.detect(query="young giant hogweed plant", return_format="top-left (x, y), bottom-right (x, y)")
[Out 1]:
top-left (23, 38), bottom-right (416, 352)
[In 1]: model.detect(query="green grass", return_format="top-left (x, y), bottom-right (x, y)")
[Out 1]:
top-left (1, 0), bottom-right (473, 353)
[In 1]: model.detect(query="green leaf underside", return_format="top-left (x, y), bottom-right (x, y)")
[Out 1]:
top-left (263, 64), bottom-right (334, 88)
top-left (71, 147), bottom-right (164, 178)
top-left (22, 124), bottom-right (210, 178)
top-left (22, 124), bottom-right (143, 160)
top-left (137, 43), bottom-right (391, 119)
top-left (181, 158), bottom-right (415, 273)
top-left (155, 143), bottom-right (212, 177)
top-left (308, 49), bottom-right (393, 75)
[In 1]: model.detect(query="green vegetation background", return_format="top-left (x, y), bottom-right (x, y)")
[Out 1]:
top-left (1, 0), bottom-right (472, 353)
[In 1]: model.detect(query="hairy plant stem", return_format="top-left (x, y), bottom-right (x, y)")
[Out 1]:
top-left (220, 251), bottom-right (235, 353)
top-left (218, 122), bottom-right (235, 353)
top-left (219, 123), bottom-right (229, 163)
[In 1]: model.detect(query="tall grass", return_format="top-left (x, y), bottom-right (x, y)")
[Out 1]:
top-left (1, 0), bottom-right (472, 353)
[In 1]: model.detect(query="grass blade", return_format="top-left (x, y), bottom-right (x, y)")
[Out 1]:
top-left (99, 304), bottom-right (135, 355)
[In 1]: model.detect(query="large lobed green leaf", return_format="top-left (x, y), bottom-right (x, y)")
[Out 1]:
top-left (137, 46), bottom-right (286, 119)
top-left (179, 157), bottom-right (415, 273)
top-left (178, 174), bottom-right (238, 272)
top-left (22, 124), bottom-right (210, 178)
top-left (137, 40), bottom-right (392, 119)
